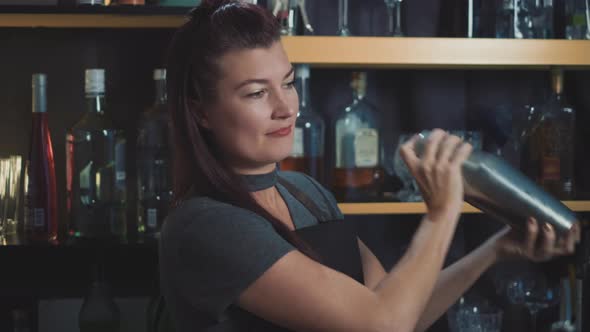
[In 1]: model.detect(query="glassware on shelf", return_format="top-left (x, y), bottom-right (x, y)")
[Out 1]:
top-left (522, 68), bottom-right (576, 200)
top-left (447, 296), bottom-right (503, 332)
top-left (565, 0), bottom-right (590, 39)
top-left (338, 0), bottom-right (351, 36)
top-left (66, 69), bottom-right (127, 243)
top-left (495, 0), bottom-right (553, 39)
top-left (77, 0), bottom-right (105, 5)
top-left (137, 69), bottom-right (172, 241)
top-left (0, 155), bottom-right (23, 245)
top-left (331, 72), bottom-right (383, 202)
top-left (384, 0), bottom-right (404, 36)
top-left (24, 73), bottom-right (58, 245)
top-left (279, 64), bottom-right (325, 183)
top-left (111, 0), bottom-right (145, 5)
top-left (270, 0), bottom-right (314, 36)
top-left (506, 272), bottom-right (560, 332)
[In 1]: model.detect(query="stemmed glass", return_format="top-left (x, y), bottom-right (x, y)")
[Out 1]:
top-left (384, 0), bottom-right (404, 36)
top-left (338, 0), bottom-right (351, 36)
top-left (506, 273), bottom-right (560, 332)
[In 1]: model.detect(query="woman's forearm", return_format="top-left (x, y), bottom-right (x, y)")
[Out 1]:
top-left (413, 234), bottom-right (500, 332)
top-left (371, 213), bottom-right (460, 332)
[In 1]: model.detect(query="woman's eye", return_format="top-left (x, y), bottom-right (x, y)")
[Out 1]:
top-left (247, 90), bottom-right (266, 99)
top-left (283, 80), bottom-right (296, 89)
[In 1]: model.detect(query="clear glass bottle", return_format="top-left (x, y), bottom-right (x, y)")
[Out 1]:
top-left (526, 68), bottom-right (576, 200)
top-left (565, 0), bottom-right (590, 39)
top-left (338, 0), bottom-right (351, 36)
top-left (66, 69), bottom-right (127, 243)
top-left (24, 74), bottom-right (58, 245)
top-left (279, 64), bottom-right (325, 184)
top-left (332, 72), bottom-right (383, 202)
top-left (137, 69), bottom-right (172, 240)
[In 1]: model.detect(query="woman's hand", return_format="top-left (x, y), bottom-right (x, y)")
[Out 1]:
top-left (491, 218), bottom-right (581, 262)
top-left (400, 129), bottom-right (473, 223)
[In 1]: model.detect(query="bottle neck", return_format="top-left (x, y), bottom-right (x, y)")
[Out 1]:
top-left (86, 93), bottom-right (106, 114)
top-left (32, 84), bottom-right (47, 114)
top-left (154, 79), bottom-right (167, 106)
top-left (296, 76), bottom-right (311, 110)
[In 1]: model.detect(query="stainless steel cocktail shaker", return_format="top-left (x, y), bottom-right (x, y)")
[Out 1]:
top-left (415, 133), bottom-right (578, 233)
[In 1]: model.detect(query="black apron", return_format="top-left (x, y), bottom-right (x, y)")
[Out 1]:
top-left (204, 177), bottom-right (364, 332)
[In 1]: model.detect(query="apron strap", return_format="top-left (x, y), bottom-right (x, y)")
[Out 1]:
top-left (277, 177), bottom-right (332, 222)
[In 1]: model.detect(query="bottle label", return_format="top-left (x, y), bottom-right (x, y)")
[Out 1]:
top-left (291, 127), bottom-right (304, 157)
top-left (147, 208), bottom-right (157, 229)
top-left (354, 128), bottom-right (379, 167)
top-left (542, 156), bottom-right (560, 181)
top-left (116, 171), bottom-right (126, 181)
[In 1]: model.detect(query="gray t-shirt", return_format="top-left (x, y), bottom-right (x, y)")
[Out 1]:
top-left (159, 171), bottom-right (342, 331)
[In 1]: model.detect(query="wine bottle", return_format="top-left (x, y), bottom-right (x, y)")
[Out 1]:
top-left (24, 74), bottom-right (58, 245)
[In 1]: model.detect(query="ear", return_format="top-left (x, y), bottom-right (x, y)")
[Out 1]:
top-left (189, 98), bottom-right (211, 129)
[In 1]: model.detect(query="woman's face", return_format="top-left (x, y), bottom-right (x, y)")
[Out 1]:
top-left (202, 41), bottom-right (298, 174)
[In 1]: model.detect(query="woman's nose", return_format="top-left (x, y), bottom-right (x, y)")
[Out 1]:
top-left (271, 90), bottom-right (296, 119)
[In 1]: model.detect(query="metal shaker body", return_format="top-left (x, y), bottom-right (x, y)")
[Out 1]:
top-left (415, 134), bottom-right (577, 233)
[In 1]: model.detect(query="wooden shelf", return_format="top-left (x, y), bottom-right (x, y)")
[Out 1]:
top-left (282, 37), bottom-right (590, 69)
top-left (337, 201), bottom-right (590, 215)
top-left (1, 11), bottom-right (589, 69)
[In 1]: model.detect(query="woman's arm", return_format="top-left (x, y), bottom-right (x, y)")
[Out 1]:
top-left (236, 130), bottom-right (470, 332)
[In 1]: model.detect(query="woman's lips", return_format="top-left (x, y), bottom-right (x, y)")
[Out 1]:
top-left (267, 125), bottom-right (292, 137)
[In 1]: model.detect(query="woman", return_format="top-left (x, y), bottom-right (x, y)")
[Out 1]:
top-left (159, 1), bottom-right (580, 331)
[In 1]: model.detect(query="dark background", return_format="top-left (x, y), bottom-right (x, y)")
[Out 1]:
top-left (0, 0), bottom-right (589, 331)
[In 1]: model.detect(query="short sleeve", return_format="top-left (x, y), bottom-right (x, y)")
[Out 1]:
top-left (162, 198), bottom-right (295, 320)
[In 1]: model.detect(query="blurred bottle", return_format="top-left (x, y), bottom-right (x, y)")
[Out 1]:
top-left (331, 72), bottom-right (383, 202)
top-left (524, 68), bottom-right (576, 200)
top-left (24, 74), bottom-right (58, 245)
top-left (11, 309), bottom-right (31, 332)
top-left (79, 264), bottom-right (120, 332)
top-left (565, 0), bottom-right (590, 39)
top-left (77, 0), bottom-right (105, 5)
top-left (111, 0), bottom-right (145, 5)
top-left (137, 69), bottom-right (172, 240)
top-left (279, 64), bottom-right (325, 183)
top-left (66, 69), bottom-right (127, 243)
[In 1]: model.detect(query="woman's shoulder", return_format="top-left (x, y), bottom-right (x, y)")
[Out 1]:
top-left (163, 196), bottom-right (269, 239)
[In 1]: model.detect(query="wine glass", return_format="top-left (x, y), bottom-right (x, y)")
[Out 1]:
top-left (384, 0), bottom-right (404, 36)
top-left (338, 0), bottom-right (351, 36)
top-left (506, 273), bottom-right (560, 332)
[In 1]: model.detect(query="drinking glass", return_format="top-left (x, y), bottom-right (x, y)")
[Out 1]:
top-left (0, 155), bottom-right (23, 244)
top-left (338, 0), bottom-right (351, 36)
top-left (384, 0), bottom-right (404, 36)
top-left (506, 272), bottom-right (560, 332)
top-left (448, 297), bottom-right (503, 332)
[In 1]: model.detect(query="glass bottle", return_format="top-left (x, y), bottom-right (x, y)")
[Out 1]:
top-left (384, 0), bottom-right (404, 36)
top-left (332, 72), bottom-right (383, 202)
top-left (279, 64), bottom-right (325, 183)
top-left (527, 68), bottom-right (576, 200)
top-left (137, 69), bottom-right (172, 240)
top-left (79, 264), bottom-right (120, 332)
top-left (24, 74), bottom-right (58, 245)
top-left (565, 0), bottom-right (590, 39)
top-left (66, 69), bottom-right (127, 243)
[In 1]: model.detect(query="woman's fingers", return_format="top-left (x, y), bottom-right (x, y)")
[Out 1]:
top-left (525, 218), bottom-right (539, 255)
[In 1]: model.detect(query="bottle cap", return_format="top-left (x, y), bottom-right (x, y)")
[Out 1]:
top-left (153, 68), bottom-right (166, 81)
top-left (85, 69), bottom-right (105, 94)
top-left (32, 73), bottom-right (47, 113)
